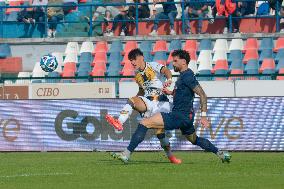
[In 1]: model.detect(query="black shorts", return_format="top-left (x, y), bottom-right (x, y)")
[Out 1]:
top-left (161, 111), bottom-right (195, 135)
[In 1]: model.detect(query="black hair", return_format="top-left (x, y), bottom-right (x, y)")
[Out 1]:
top-left (128, 48), bottom-right (144, 60)
top-left (171, 49), bottom-right (190, 64)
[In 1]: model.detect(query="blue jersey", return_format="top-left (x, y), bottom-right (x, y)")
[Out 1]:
top-left (172, 69), bottom-right (199, 113)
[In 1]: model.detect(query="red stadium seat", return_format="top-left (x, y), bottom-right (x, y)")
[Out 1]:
top-left (260, 59), bottom-right (275, 73)
top-left (122, 41), bottom-right (138, 55)
top-left (274, 37), bottom-right (284, 52)
top-left (63, 62), bottom-right (76, 72)
top-left (243, 49), bottom-right (259, 63)
top-left (152, 40), bottom-right (168, 54)
top-left (0, 57), bottom-right (22, 72)
top-left (6, 1), bottom-right (23, 14)
top-left (183, 40), bottom-right (198, 52)
top-left (243, 38), bottom-right (259, 52)
top-left (92, 52), bottom-right (107, 66)
top-left (120, 62), bottom-right (134, 75)
top-left (121, 52), bottom-right (129, 65)
top-left (229, 69), bottom-right (244, 80)
top-left (92, 41), bottom-right (108, 55)
top-left (93, 62), bottom-right (107, 72)
top-left (213, 60), bottom-right (229, 72)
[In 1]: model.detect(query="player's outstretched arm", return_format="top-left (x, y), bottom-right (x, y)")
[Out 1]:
top-left (192, 85), bottom-right (210, 128)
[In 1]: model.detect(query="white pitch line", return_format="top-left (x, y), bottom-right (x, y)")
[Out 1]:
top-left (0, 172), bottom-right (72, 178)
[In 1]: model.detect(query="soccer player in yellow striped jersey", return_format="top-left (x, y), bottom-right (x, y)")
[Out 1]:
top-left (106, 48), bottom-right (181, 164)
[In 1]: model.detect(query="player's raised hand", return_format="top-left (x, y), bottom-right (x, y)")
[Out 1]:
top-left (200, 116), bottom-right (210, 128)
top-left (163, 79), bottom-right (172, 88)
top-left (162, 87), bottom-right (173, 95)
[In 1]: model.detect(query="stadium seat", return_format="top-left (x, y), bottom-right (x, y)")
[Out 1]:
top-left (259, 38), bottom-right (274, 51)
top-left (108, 52), bottom-right (123, 63)
top-left (143, 51), bottom-right (153, 62)
top-left (184, 40), bottom-right (198, 52)
top-left (213, 39), bottom-right (229, 52)
top-left (214, 69), bottom-right (228, 81)
top-left (229, 69), bottom-right (244, 80)
top-left (213, 50), bottom-right (228, 63)
top-left (169, 39), bottom-right (182, 52)
top-left (78, 62), bottom-right (91, 72)
top-left (152, 40), bottom-right (168, 54)
top-left (77, 71), bottom-right (90, 83)
top-left (198, 39), bottom-right (213, 51)
top-left (243, 49), bottom-right (259, 63)
top-left (246, 68), bottom-right (259, 80)
top-left (65, 42), bottom-right (80, 55)
top-left (188, 60), bottom-right (198, 74)
top-left (197, 58), bottom-right (213, 72)
top-left (107, 61), bottom-right (121, 76)
top-left (197, 70), bottom-right (212, 81)
top-left (93, 62), bottom-right (107, 72)
top-left (6, 1), bottom-right (22, 14)
top-left (63, 62), bottom-right (76, 72)
top-left (229, 39), bottom-right (244, 51)
top-left (260, 69), bottom-right (275, 80)
top-left (0, 43), bottom-right (11, 58)
top-left (16, 72), bottom-right (31, 84)
top-left (64, 53), bottom-right (78, 64)
top-left (90, 68), bottom-right (105, 76)
top-left (32, 72), bottom-right (46, 83)
top-left (156, 60), bottom-right (167, 66)
top-left (260, 59), bottom-right (275, 73)
top-left (92, 52), bottom-right (107, 66)
top-left (121, 52), bottom-right (130, 65)
top-left (79, 52), bottom-right (93, 64)
top-left (93, 41), bottom-right (108, 54)
top-left (277, 68), bottom-right (284, 80)
top-left (32, 62), bottom-right (46, 74)
top-left (140, 41), bottom-right (152, 52)
top-left (230, 59), bottom-right (244, 70)
top-left (109, 40), bottom-right (123, 53)
top-left (197, 50), bottom-right (213, 65)
top-left (80, 41), bottom-right (94, 54)
top-left (245, 59), bottom-right (259, 71)
top-left (153, 51), bottom-right (168, 64)
top-left (259, 49), bottom-right (273, 62)
top-left (276, 59), bottom-right (284, 72)
top-left (47, 72), bottom-right (61, 83)
top-left (122, 41), bottom-right (138, 55)
top-left (188, 49), bottom-right (197, 61)
top-left (121, 62), bottom-right (134, 75)
top-left (243, 38), bottom-right (259, 52)
top-left (213, 60), bottom-right (229, 72)
top-left (120, 69), bottom-right (135, 81)
top-left (274, 37), bottom-right (284, 52)
top-left (275, 49), bottom-right (284, 62)
top-left (228, 50), bottom-right (242, 62)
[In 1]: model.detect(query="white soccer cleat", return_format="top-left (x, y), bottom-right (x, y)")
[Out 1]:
top-left (110, 152), bottom-right (129, 164)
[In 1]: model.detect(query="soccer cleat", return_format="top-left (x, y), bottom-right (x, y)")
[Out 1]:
top-left (110, 152), bottom-right (129, 164)
top-left (218, 151), bottom-right (231, 163)
top-left (105, 114), bottom-right (123, 131)
top-left (168, 155), bottom-right (182, 164)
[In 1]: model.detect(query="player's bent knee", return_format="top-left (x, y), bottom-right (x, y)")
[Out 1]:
top-left (185, 133), bottom-right (197, 144)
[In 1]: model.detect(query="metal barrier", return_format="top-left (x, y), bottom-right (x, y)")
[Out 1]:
top-left (0, 0), bottom-right (282, 38)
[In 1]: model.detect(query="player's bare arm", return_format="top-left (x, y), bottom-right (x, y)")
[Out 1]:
top-left (160, 67), bottom-right (172, 87)
top-left (192, 85), bottom-right (210, 128)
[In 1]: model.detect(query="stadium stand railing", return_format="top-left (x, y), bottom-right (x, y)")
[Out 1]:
top-left (0, 0), bottom-right (283, 38)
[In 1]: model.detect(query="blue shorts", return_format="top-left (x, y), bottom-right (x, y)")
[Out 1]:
top-left (161, 111), bottom-right (195, 135)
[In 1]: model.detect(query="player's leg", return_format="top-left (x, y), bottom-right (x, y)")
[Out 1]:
top-left (105, 96), bottom-right (147, 130)
top-left (185, 132), bottom-right (231, 163)
top-left (154, 101), bottom-right (181, 164)
top-left (112, 113), bottom-right (165, 163)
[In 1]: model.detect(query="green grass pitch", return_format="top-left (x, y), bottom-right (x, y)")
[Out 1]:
top-left (0, 152), bottom-right (283, 189)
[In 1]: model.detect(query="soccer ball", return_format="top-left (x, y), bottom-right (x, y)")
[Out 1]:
top-left (40, 54), bottom-right (58, 72)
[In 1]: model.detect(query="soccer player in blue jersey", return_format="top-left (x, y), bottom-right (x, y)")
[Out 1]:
top-left (112, 49), bottom-right (231, 163)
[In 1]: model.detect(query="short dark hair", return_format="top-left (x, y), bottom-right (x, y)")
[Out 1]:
top-left (128, 48), bottom-right (144, 61)
top-left (171, 49), bottom-right (190, 64)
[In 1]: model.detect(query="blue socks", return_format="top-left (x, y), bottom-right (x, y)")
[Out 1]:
top-left (195, 136), bottom-right (218, 154)
top-left (127, 123), bottom-right (148, 152)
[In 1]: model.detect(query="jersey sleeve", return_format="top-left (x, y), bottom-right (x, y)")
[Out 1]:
top-left (183, 72), bottom-right (199, 89)
top-left (149, 62), bottom-right (165, 73)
